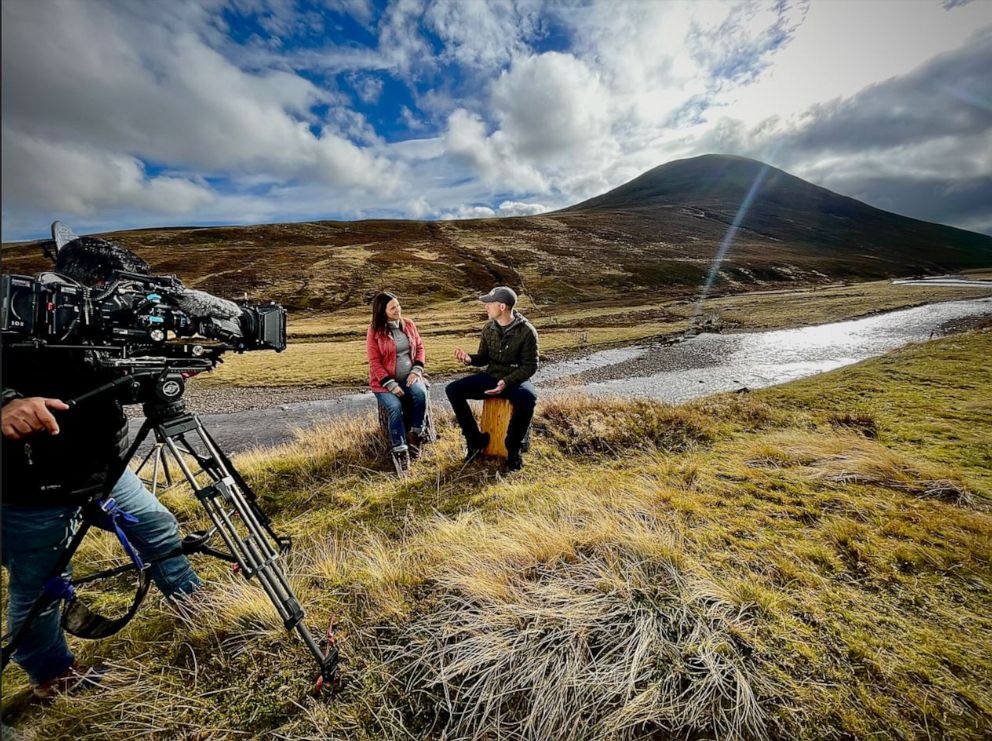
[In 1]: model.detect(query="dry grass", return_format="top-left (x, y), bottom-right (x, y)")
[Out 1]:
top-left (3, 330), bottom-right (992, 740)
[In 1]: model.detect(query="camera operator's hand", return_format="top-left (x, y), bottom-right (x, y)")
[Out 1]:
top-left (1, 397), bottom-right (70, 440)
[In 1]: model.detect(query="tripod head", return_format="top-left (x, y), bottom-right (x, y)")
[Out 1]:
top-left (63, 352), bottom-right (218, 422)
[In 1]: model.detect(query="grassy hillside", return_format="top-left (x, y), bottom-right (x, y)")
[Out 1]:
top-left (3, 327), bottom-right (990, 738)
top-left (4, 157), bottom-right (992, 316)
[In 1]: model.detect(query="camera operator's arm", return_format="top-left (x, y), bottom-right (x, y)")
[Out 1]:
top-left (1, 395), bottom-right (70, 440)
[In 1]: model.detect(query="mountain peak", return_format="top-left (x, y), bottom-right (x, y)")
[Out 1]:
top-left (562, 154), bottom-right (836, 214)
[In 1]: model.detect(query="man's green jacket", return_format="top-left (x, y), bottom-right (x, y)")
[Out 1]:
top-left (468, 311), bottom-right (539, 386)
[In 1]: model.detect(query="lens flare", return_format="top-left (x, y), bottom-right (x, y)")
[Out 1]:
top-left (692, 163), bottom-right (772, 324)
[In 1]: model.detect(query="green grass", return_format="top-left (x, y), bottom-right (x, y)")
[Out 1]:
top-left (2, 329), bottom-right (991, 739)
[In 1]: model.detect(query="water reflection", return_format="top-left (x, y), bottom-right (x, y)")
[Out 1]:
top-left (580, 297), bottom-right (992, 403)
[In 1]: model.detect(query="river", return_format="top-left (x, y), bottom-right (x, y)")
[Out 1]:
top-left (130, 296), bottom-right (992, 453)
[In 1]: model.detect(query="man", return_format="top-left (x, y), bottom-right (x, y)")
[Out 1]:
top-left (447, 286), bottom-right (539, 472)
top-left (1, 236), bottom-right (201, 700)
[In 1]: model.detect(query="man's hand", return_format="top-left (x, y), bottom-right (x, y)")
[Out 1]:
top-left (484, 379), bottom-right (506, 396)
top-left (1, 397), bottom-right (70, 440)
top-left (454, 347), bottom-right (472, 365)
top-left (391, 386), bottom-right (405, 397)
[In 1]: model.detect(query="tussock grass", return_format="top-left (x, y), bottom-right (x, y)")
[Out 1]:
top-left (535, 395), bottom-right (715, 456)
top-left (4, 330), bottom-right (992, 740)
top-left (389, 553), bottom-right (765, 741)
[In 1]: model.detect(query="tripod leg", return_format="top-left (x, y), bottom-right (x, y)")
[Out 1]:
top-left (150, 446), bottom-right (162, 496)
top-left (154, 415), bottom-right (335, 683)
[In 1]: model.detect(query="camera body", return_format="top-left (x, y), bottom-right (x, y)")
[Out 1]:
top-left (1, 271), bottom-right (287, 354)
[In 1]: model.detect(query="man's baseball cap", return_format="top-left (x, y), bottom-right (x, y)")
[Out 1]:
top-left (479, 286), bottom-right (517, 307)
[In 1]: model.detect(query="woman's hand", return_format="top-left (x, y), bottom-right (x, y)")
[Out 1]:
top-left (391, 386), bottom-right (405, 397)
top-left (406, 374), bottom-right (422, 387)
top-left (454, 347), bottom-right (471, 365)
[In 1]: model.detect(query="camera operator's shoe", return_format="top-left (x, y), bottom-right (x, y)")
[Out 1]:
top-left (167, 587), bottom-right (207, 623)
top-left (32, 661), bottom-right (109, 701)
top-left (463, 432), bottom-right (490, 464)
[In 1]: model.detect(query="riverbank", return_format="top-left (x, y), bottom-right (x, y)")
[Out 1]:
top-left (169, 296), bottom-right (992, 418)
top-left (194, 277), bottom-right (992, 389)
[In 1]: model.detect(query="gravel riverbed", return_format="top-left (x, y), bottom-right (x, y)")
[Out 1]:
top-left (135, 312), bottom-right (992, 420)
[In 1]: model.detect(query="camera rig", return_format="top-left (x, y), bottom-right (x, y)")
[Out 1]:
top-left (0, 225), bottom-right (339, 691)
top-left (1, 269), bottom-right (286, 356)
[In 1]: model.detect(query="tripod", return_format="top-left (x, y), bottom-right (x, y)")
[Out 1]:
top-left (1, 368), bottom-right (339, 690)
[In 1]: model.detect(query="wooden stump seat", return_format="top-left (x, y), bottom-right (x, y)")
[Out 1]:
top-left (480, 397), bottom-right (512, 458)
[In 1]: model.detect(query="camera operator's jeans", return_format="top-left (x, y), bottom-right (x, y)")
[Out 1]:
top-left (375, 381), bottom-right (427, 450)
top-left (1, 469), bottom-right (201, 685)
top-left (445, 373), bottom-right (537, 453)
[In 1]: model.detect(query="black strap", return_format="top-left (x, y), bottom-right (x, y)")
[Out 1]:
top-left (61, 569), bottom-right (152, 639)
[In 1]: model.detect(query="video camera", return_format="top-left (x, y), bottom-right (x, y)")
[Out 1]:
top-left (1, 270), bottom-right (285, 355)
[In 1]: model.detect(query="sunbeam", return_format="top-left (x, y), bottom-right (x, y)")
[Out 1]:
top-left (691, 161), bottom-right (773, 323)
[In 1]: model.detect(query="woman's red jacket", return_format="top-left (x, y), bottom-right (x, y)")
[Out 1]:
top-left (366, 318), bottom-right (426, 392)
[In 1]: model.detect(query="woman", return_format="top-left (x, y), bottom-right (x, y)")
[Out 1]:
top-left (366, 292), bottom-right (427, 455)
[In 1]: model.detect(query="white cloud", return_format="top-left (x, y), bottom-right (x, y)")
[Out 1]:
top-left (2, 0), bottom-right (990, 239)
top-left (491, 52), bottom-right (611, 163)
top-left (439, 205), bottom-right (498, 220)
top-left (718, 0), bottom-right (991, 126)
top-left (1, 0), bottom-right (398, 226)
top-left (348, 72), bottom-right (384, 103)
top-left (497, 200), bottom-right (548, 217)
top-left (2, 131), bottom-right (213, 213)
top-left (443, 109), bottom-right (547, 191)
top-left (425, 0), bottom-right (541, 71)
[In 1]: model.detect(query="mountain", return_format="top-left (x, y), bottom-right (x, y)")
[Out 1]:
top-left (559, 154), bottom-right (992, 269)
top-left (3, 155), bottom-right (991, 312)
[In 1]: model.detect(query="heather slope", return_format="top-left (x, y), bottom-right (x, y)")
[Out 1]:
top-left (4, 156), bottom-right (991, 314)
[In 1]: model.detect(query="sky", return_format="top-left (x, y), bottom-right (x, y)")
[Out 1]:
top-left (2, 0), bottom-right (991, 242)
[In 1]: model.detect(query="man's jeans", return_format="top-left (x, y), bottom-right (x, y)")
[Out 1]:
top-left (1, 469), bottom-right (201, 684)
top-left (445, 373), bottom-right (537, 453)
top-left (375, 381), bottom-right (427, 450)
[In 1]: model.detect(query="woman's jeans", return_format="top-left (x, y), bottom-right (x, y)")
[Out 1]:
top-left (1, 469), bottom-right (201, 684)
top-left (375, 381), bottom-right (427, 450)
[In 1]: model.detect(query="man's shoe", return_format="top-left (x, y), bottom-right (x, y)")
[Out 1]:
top-left (506, 453), bottom-right (524, 472)
top-left (392, 446), bottom-right (412, 476)
top-left (464, 432), bottom-right (490, 463)
top-left (32, 661), bottom-right (109, 700)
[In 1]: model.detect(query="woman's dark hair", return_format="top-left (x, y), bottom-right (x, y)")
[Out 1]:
top-left (371, 292), bottom-right (398, 335)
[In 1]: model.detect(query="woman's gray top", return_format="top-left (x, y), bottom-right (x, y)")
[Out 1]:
top-left (389, 320), bottom-right (413, 381)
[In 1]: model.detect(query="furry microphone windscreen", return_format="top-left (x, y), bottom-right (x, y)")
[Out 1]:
top-left (55, 237), bottom-right (151, 287)
top-left (174, 289), bottom-right (242, 321)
